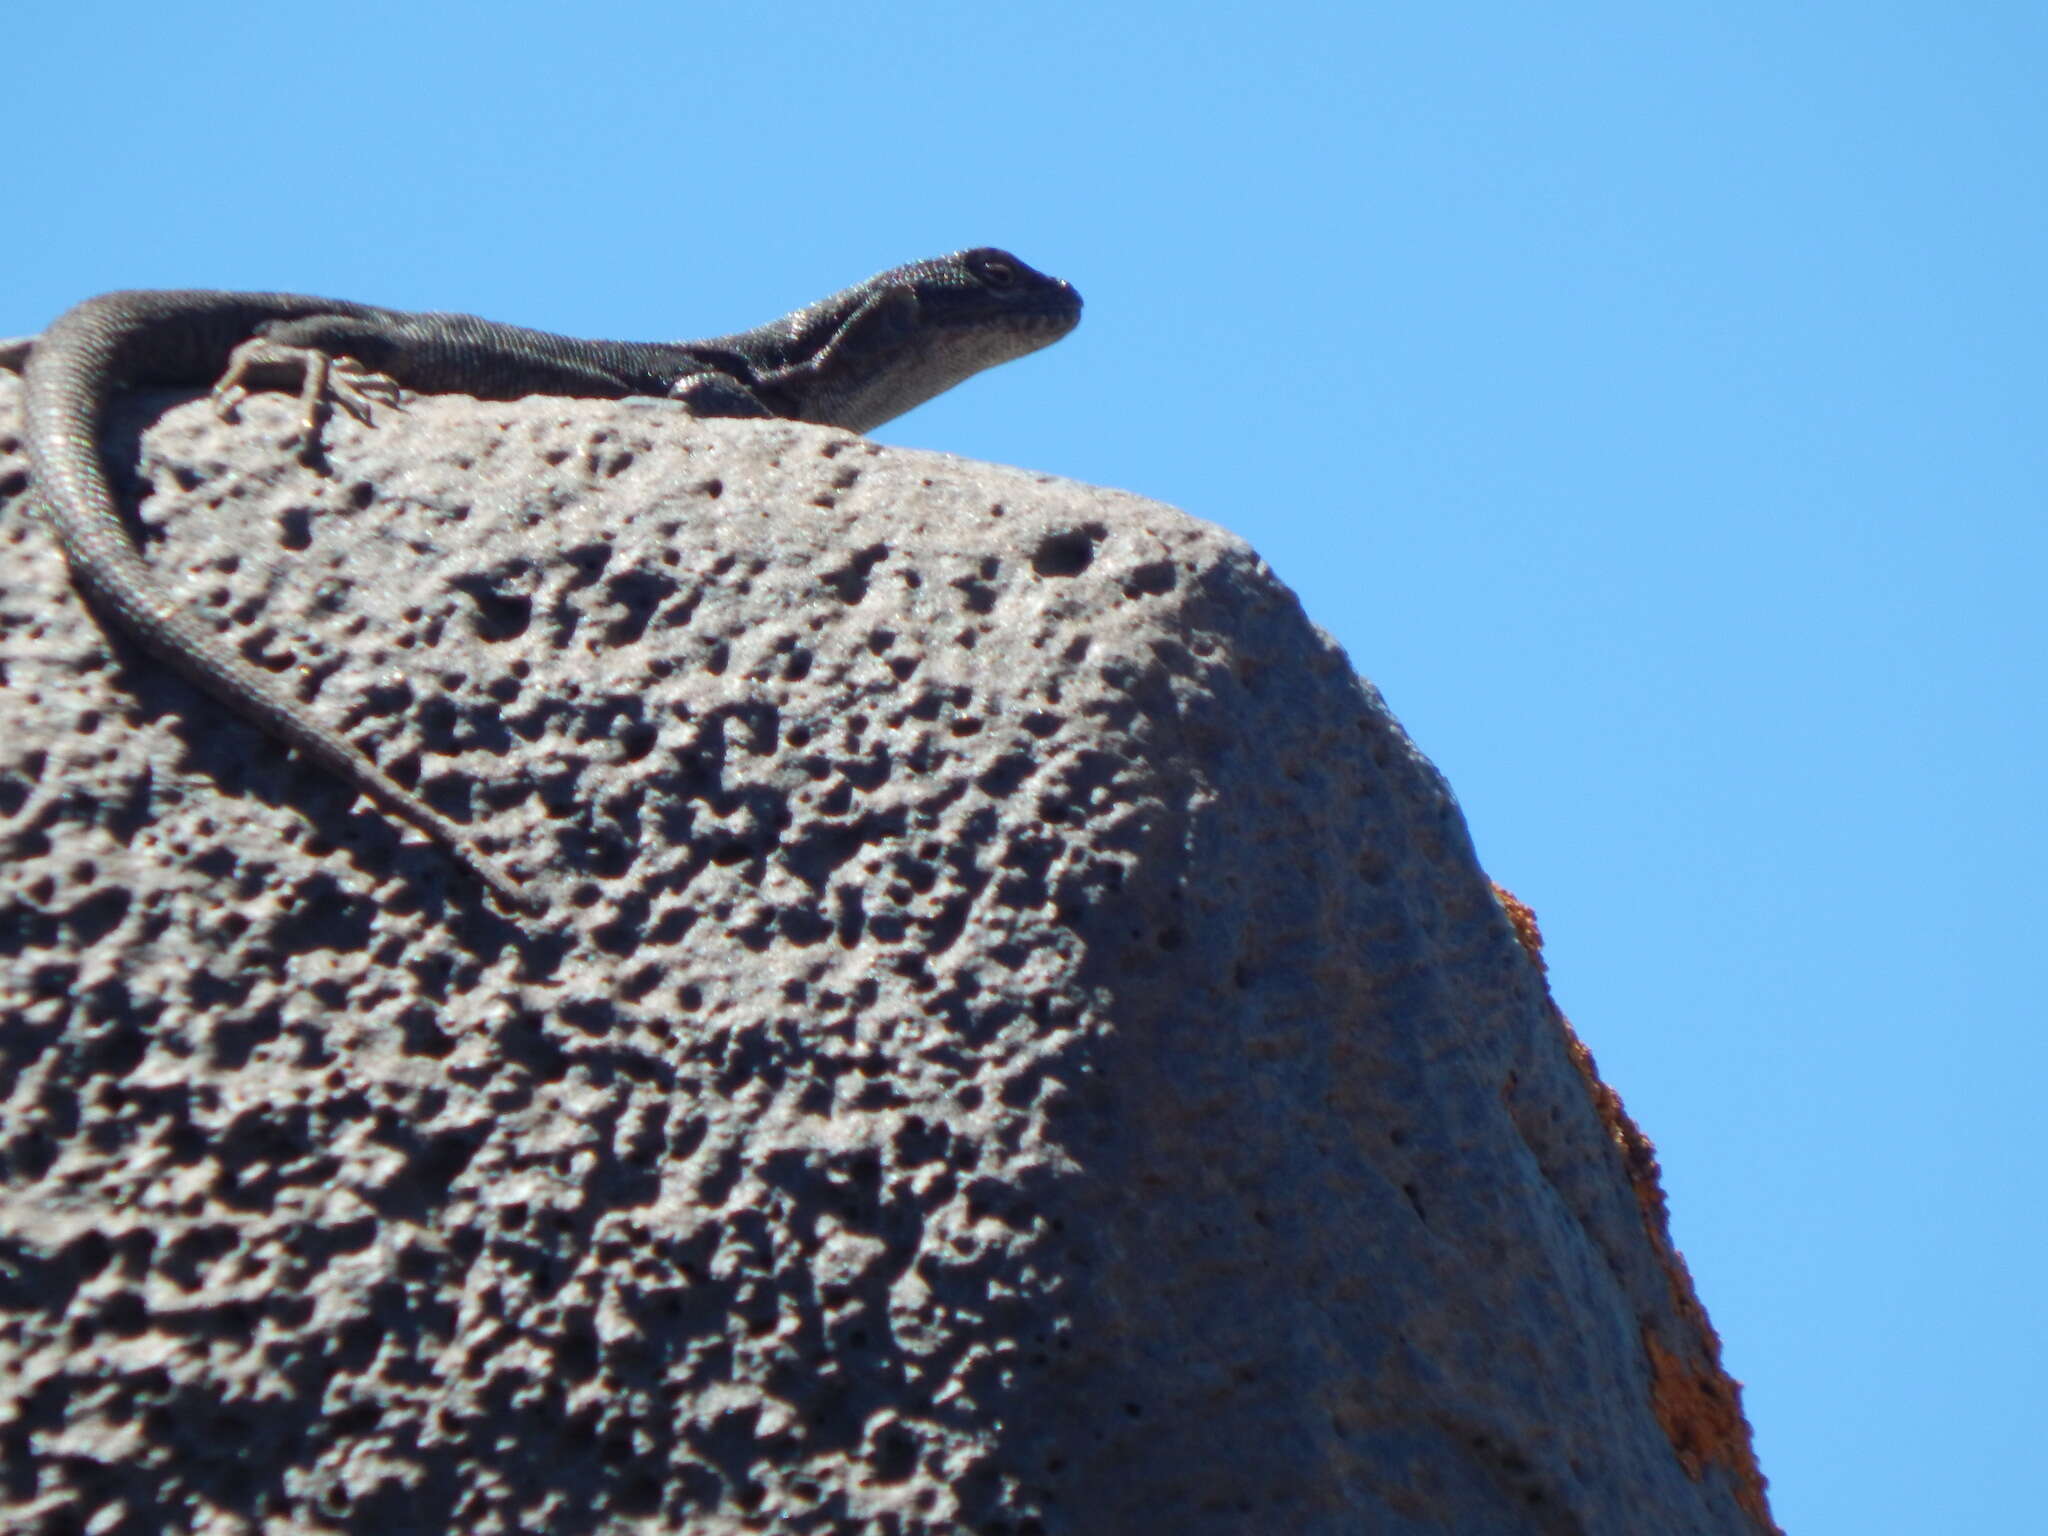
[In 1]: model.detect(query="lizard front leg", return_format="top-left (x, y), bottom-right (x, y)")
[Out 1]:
top-left (212, 336), bottom-right (405, 461)
top-left (666, 369), bottom-right (777, 418)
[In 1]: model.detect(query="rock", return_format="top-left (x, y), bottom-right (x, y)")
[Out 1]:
top-left (0, 372), bottom-right (1775, 1533)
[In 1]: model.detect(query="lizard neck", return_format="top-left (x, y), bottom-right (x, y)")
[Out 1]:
top-left (694, 248), bottom-right (1082, 433)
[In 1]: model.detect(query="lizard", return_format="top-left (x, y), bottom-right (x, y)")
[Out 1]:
top-left (0, 248), bottom-right (1083, 913)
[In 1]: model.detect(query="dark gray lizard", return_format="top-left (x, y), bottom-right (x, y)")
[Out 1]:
top-left (1, 248), bottom-right (1082, 911)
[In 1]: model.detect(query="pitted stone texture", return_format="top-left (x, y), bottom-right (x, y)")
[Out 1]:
top-left (0, 371), bottom-right (1772, 1535)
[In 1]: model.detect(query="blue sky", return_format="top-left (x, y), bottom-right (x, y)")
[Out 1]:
top-left (9, 4), bottom-right (2043, 1528)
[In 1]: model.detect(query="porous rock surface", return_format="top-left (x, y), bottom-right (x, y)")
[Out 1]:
top-left (0, 370), bottom-right (1775, 1534)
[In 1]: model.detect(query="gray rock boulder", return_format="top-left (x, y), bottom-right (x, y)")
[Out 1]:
top-left (0, 372), bottom-right (1775, 1534)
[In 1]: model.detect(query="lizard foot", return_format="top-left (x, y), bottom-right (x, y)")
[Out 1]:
top-left (668, 369), bottom-right (775, 418)
top-left (212, 339), bottom-right (404, 459)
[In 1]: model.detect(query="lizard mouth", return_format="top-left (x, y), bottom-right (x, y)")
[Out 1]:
top-left (998, 311), bottom-right (1081, 342)
top-left (959, 298), bottom-right (1081, 362)
top-left (966, 285), bottom-right (1083, 340)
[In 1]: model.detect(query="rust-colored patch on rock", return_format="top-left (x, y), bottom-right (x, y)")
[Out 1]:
top-left (1493, 882), bottom-right (1548, 978)
top-left (1491, 882), bottom-right (1779, 1533)
top-left (1643, 1328), bottom-right (1776, 1528)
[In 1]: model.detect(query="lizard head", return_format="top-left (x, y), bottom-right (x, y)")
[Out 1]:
top-left (768, 248), bottom-right (1083, 433)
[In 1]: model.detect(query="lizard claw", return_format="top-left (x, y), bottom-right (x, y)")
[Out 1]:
top-left (326, 357), bottom-right (405, 426)
top-left (211, 338), bottom-right (403, 445)
top-left (211, 378), bottom-right (250, 423)
top-left (212, 337), bottom-right (301, 422)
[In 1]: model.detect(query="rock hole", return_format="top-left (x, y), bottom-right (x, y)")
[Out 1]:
top-left (1032, 523), bottom-right (1105, 577)
top-left (1121, 560), bottom-right (1178, 597)
top-left (448, 575), bottom-right (533, 642)
top-left (823, 544), bottom-right (890, 603)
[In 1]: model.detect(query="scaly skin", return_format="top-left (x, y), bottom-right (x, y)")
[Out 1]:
top-left (6, 250), bottom-right (1083, 910)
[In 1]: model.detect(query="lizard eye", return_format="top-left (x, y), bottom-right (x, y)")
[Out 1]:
top-left (974, 255), bottom-right (1018, 289)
